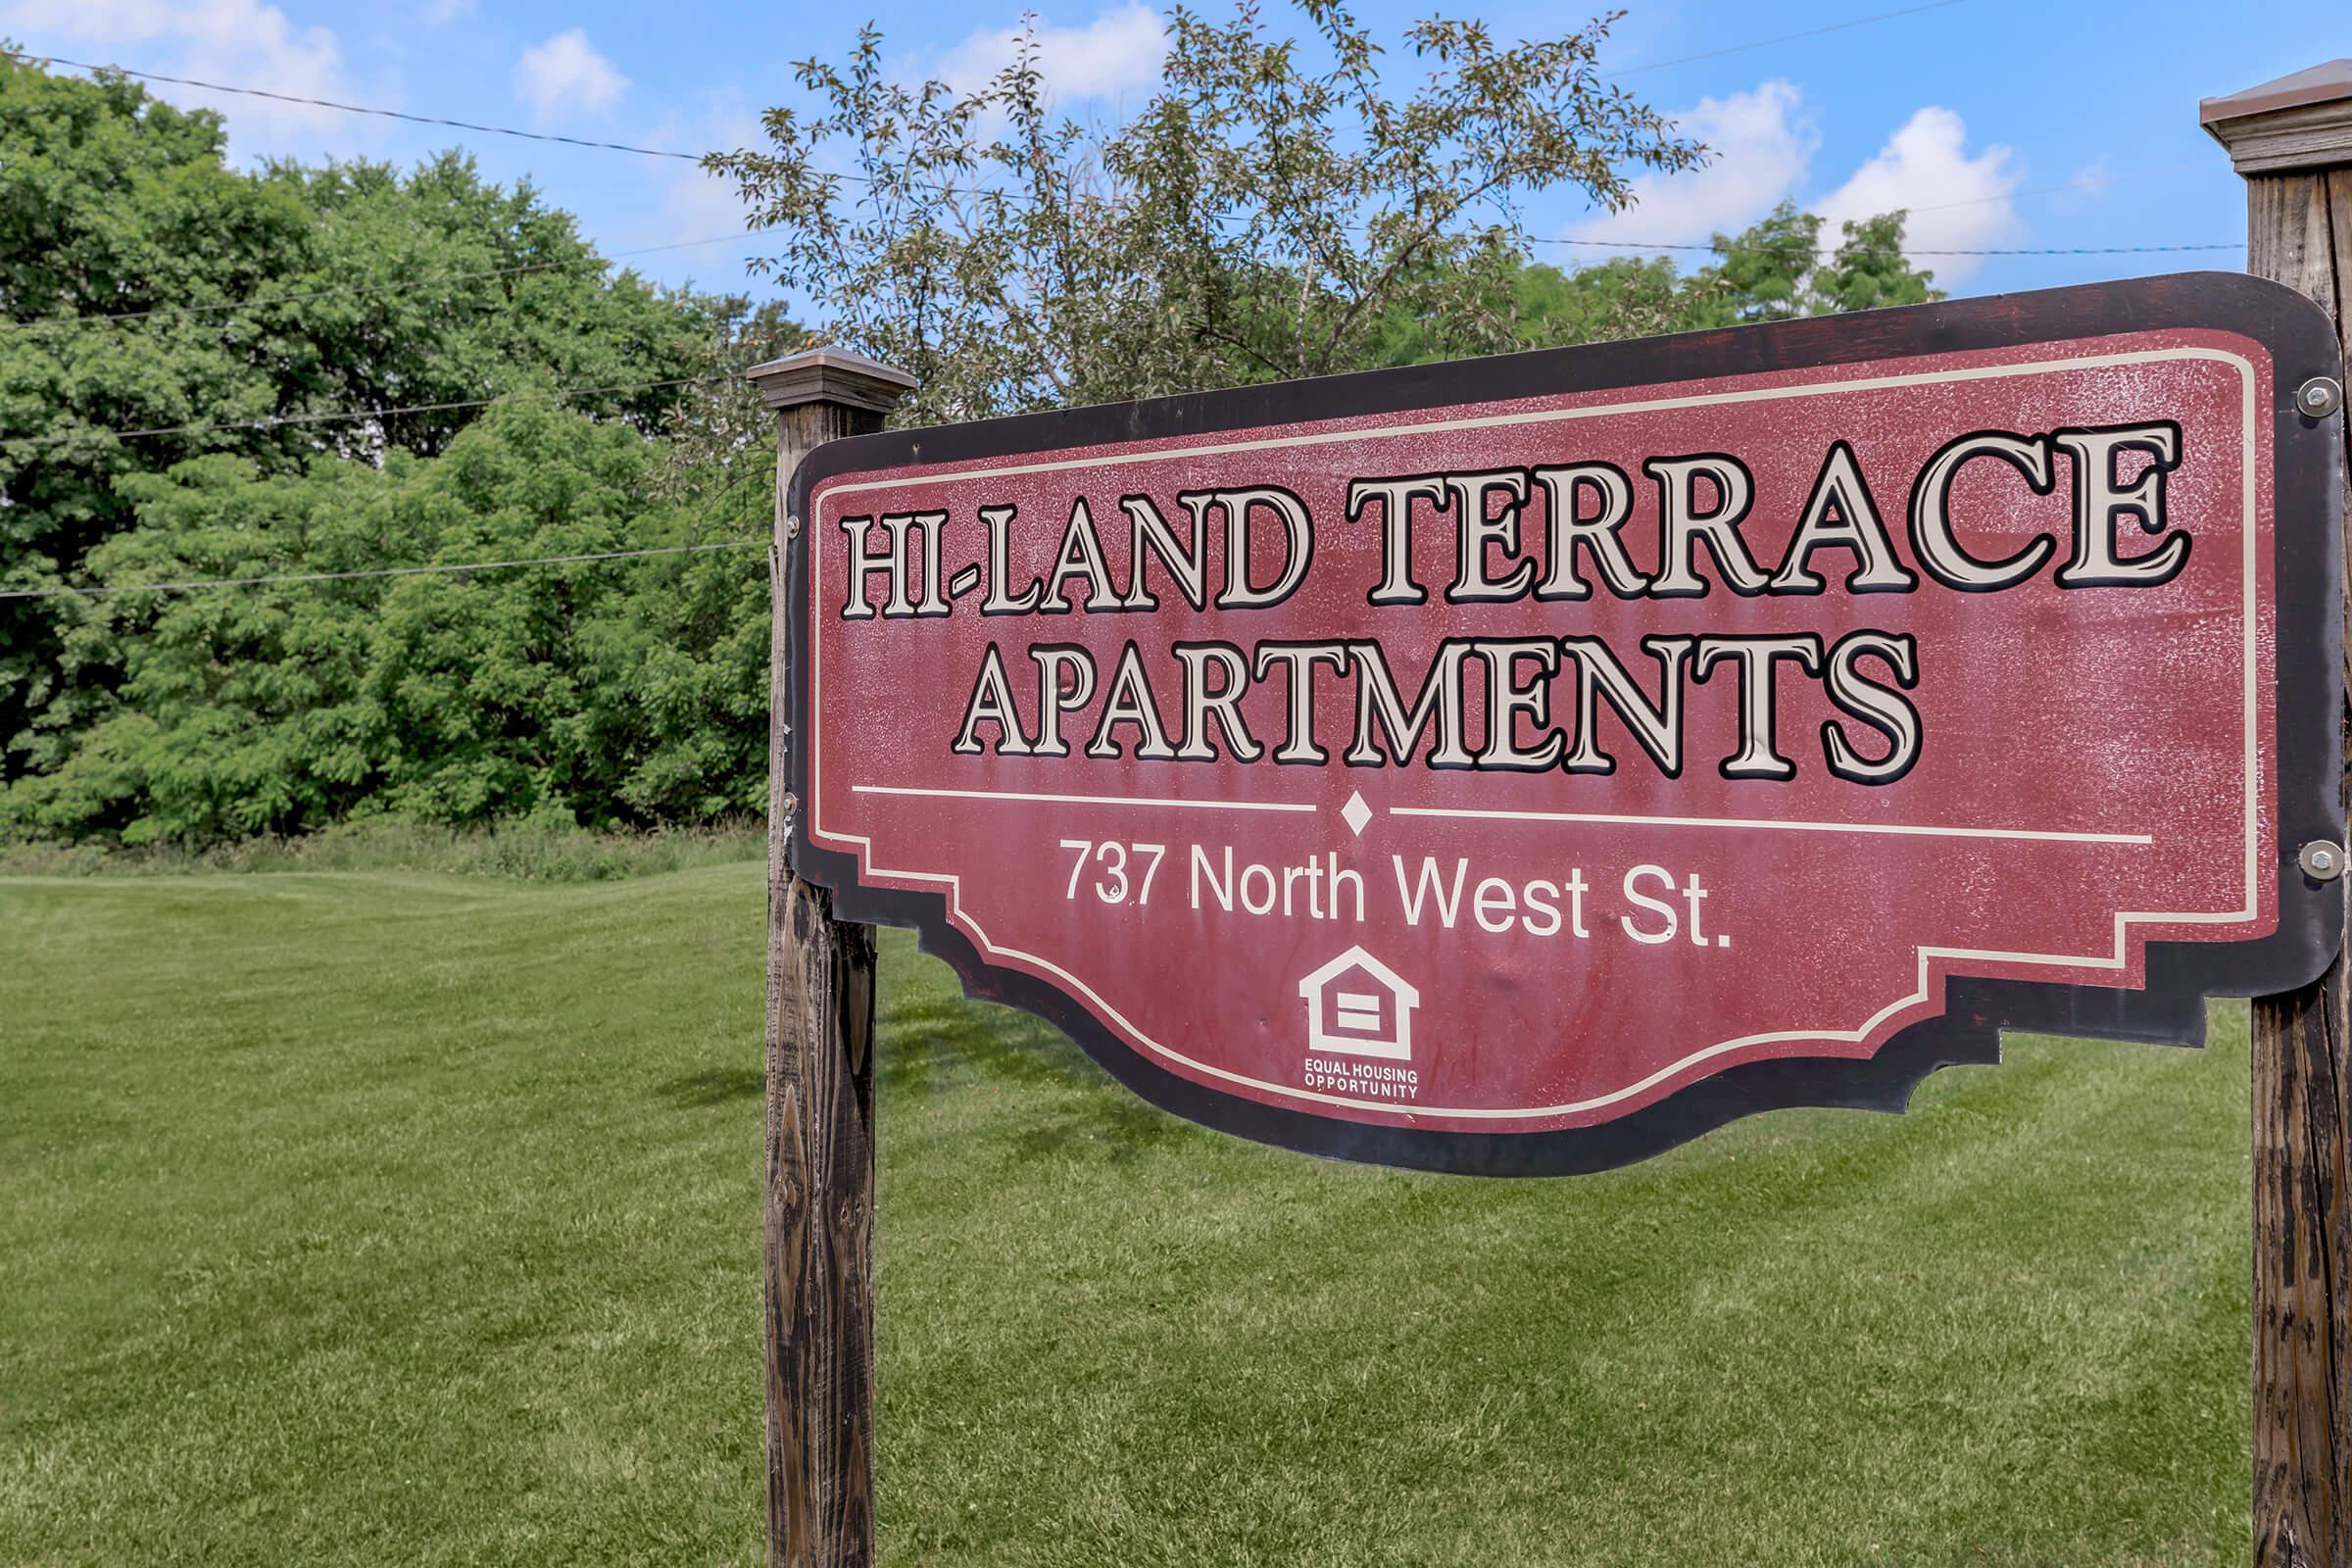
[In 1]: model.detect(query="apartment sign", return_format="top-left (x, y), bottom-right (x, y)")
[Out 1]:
top-left (783, 274), bottom-right (2344, 1175)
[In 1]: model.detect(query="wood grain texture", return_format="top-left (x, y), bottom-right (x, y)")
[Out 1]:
top-left (767, 395), bottom-right (890, 1568)
top-left (2250, 165), bottom-right (2352, 1568)
top-left (2221, 101), bottom-right (2352, 175)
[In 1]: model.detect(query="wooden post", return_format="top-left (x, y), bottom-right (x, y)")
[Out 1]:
top-left (749, 348), bottom-right (916, 1568)
top-left (2206, 62), bottom-right (2352, 1568)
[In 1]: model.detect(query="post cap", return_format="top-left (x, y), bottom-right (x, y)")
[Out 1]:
top-left (2202, 60), bottom-right (2352, 173)
top-left (746, 346), bottom-right (918, 416)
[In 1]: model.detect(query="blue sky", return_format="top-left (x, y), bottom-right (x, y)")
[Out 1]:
top-left (0, 0), bottom-right (2340, 311)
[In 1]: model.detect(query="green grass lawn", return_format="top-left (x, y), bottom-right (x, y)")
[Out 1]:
top-left (1, 863), bottom-right (2252, 1565)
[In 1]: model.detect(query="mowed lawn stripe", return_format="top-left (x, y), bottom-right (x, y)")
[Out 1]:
top-left (2, 866), bottom-right (2249, 1566)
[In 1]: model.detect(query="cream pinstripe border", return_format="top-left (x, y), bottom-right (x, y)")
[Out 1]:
top-left (808, 343), bottom-right (2265, 1123)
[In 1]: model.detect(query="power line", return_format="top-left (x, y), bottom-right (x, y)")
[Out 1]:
top-left (0, 229), bottom-right (762, 338)
top-left (3, 43), bottom-right (979, 203)
top-left (7, 42), bottom-right (2238, 269)
top-left (17, 1), bottom-right (1979, 162)
top-left (0, 540), bottom-right (763, 602)
top-left (0, 372), bottom-right (728, 454)
top-left (1534, 236), bottom-right (2238, 257)
top-left (0, 45), bottom-right (993, 225)
top-left (0, 202), bottom-right (2238, 353)
top-left (1887, 165), bottom-right (2212, 220)
top-left (1528, 165), bottom-right (2235, 260)
top-left (1615, 0), bottom-right (1971, 74)
top-left (2, 49), bottom-right (701, 162)
top-left (0, 238), bottom-right (2246, 458)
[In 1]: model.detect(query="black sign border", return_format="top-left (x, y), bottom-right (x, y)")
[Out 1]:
top-left (785, 271), bottom-right (2346, 1177)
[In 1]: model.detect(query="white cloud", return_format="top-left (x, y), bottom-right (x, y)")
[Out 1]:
top-left (1563, 80), bottom-right (1817, 255)
top-left (938, 2), bottom-right (1166, 108)
top-left (1561, 84), bottom-right (2021, 286)
top-left (424, 0), bottom-right (474, 23)
top-left (514, 27), bottom-right (627, 125)
top-left (1814, 107), bottom-right (2019, 284)
top-left (0, 0), bottom-right (360, 152)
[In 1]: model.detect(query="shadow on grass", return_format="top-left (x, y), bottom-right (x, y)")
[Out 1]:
top-left (657, 1066), bottom-right (765, 1107)
top-left (879, 994), bottom-right (1194, 1161)
top-left (651, 992), bottom-right (1200, 1159)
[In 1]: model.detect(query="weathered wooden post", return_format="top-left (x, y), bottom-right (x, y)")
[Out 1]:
top-left (2205, 61), bottom-right (2352, 1568)
top-left (758, 140), bottom-right (2340, 1559)
top-left (749, 348), bottom-right (915, 1568)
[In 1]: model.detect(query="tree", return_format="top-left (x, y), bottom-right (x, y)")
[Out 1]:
top-left (1806, 210), bottom-right (1940, 315)
top-left (1368, 203), bottom-right (1945, 365)
top-left (708, 0), bottom-right (1701, 424)
top-left (1505, 255), bottom-right (1705, 348)
top-left (6, 396), bottom-right (774, 846)
top-left (0, 52), bottom-right (728, 785)
top-left (1682, 201), bottom-right (1941, 325)
top-left (708, 7), bottom-right (1953, 418)
top-left (0, 55), bottom-right (306, 779)
top-left (253, 154), bottom-right (724, 456)
top-left (1685, 201), bottom-right (1824, 325)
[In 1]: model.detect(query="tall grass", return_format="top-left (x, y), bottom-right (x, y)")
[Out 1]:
top-left (0, 816), bottom-right (765, 881)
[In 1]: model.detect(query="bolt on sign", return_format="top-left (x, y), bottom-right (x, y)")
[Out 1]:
top-left (784, 273), bottom-right (2346, 1175)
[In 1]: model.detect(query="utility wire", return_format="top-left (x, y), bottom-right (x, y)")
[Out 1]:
top-left (1900, 162), bottom-right (2216, 217)
top-left (1534, 164), bottom-right (2234, 259)
top-left (0, 229), bottom-right (762, 338)
top-left (1, 49), bottom-right (702, 162)
top-left (0, 540), bottom-right (764, 602)
top-left (1, 43), bottom-right (998, 204)
top-left (13, 1), bottom-right (1975, 164)
top-left (0, 214), bottom-right (2235, 352)
top-left (1534, 236), bottom-right (2238, 257)
top-left (0, 225), bottom-right (2242, 456)
top-left (1614, 0), bottom-right (1971, 74)
top-left (6, 43), bottom-right (2237, 270)
top-left (0, 373), bottom-right (729, 454)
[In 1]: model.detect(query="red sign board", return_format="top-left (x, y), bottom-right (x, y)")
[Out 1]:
top-left (785, 274), bottom-right (2344, 1174)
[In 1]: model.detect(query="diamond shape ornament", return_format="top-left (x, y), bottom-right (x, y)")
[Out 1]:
top-left (1341, 790), bottom-right (1372, 838)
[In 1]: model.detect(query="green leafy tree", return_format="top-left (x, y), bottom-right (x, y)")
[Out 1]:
top-left (0, 55), bottom-right (307, 774)
top-left (1687, 201), bottom-right (1823, 325)
top-left (1372, 253), bottom-right (1720, 363)
top-left (1807, 210), bottom-right (1940, 315)
top-left (253, 155), bottom-right (724, 455)
top-left (708, 0), bottom-right (1701, 423)
top-left (709, 12), bottom-right (1948, 413)
top-left (1372, 204), bottom-right (1944, 364)
top-left (0, 52), bottom-right (727, 784)
top-left (1684, 202), bottom-right (1942, 323)
top-left (1504, 255), bottom-right (1706, 348)
top-left (7, 396), bottom-right (772, 845)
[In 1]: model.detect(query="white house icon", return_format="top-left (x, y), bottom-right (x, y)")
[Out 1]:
top-left (1297, 946), bottom-right (1421, 1061)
